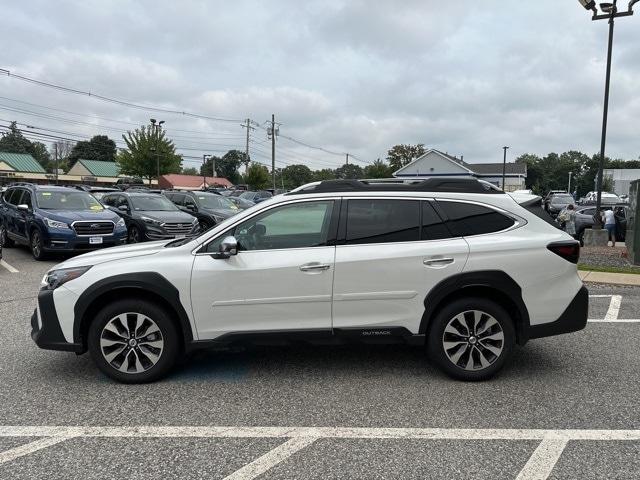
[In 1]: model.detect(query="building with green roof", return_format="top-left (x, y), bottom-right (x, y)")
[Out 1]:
top-left (67, 159), bottom-right (120, 177)
top-left (0, 152), bottom-right (46, 173)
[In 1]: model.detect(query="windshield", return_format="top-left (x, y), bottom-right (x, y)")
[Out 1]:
top-left (196, 194), bottom-right (236, 210)
top-left (131, 195), bottom-right (178, 211)
top-left (240, 191), bottom-right (256, 200)
top-left (36, 191), bottom-right (104, 211)
top-left (551, 195), bottom-right (573, 203)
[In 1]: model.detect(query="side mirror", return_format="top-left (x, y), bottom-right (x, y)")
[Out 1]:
top-left (117, 204), bottom-right (129, 212)
top-left (17, 204), bottom-right (29, 212)
top-left (212, 235), bottom-right (238, 259)
top-left (186, 204), bottom-right (196, 212)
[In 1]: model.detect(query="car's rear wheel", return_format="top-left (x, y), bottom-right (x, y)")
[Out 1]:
top-left (30, 229), bottom-right (46, 260)
top-left (88, 299), bottom-right (180, 383)
top-left (0, 224), bottom-right (14, 247)
top-left (128, 225), bottom-right (142, 243)
top-left (427, 298), bottom-right (515, 381)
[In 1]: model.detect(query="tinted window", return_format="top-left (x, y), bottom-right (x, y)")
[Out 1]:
top-left (206, 200), bottom-right (333, 252)
top-left (184, 196), bottom-right (197, 208)
top-left (581, 208), bottom-right (596, 216)
top-left (116, 196), bottom-right (129, 209)
top-left (102, 195), bottom-right (116, 207)
top-left (130, 195), bottom-right (178, 211)
top-left (346, 199), bottom-right (419, 245)
top-left (438, 201), bottom-right (515, 236)
top-left (20, 190), bottom-right (32, 207)
top-left (172, 194), bottom-right (186, 206)
top-left (4, 189), bottom-right (18, 205)
top-left (422, 202), bottom-right (451, 240)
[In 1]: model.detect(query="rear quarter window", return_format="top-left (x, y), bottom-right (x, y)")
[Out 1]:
top-left (437, 201), bottom-right (515, 237)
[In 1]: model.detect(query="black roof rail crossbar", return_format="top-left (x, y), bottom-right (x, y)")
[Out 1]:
top-left (287, 178), bottom-right (504, 195)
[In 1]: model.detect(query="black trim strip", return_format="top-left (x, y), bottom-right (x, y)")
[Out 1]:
top-left (527, 286), bottom-right (588, 339)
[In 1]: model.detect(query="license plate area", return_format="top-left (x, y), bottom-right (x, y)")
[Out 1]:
top-left (89, 236), bottom-right (103, 245)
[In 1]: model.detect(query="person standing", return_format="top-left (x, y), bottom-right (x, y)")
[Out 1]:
top-left (559, 204), bottom-right (577, 239)
top-left (602, 208), bottom-right (617, 247)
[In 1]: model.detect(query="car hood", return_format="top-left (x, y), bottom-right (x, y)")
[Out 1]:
top-left (135, 210), bottom-right (196, 223)
top-left (51, 240), bottom-right (171, 269)
top-left (201, 207), bottom-right (237, 219)
top-left (39, 209), bottom-right (120, 223)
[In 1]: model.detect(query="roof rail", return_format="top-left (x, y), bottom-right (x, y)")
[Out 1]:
top-left (7, 182), bottom-right (36, 187)
top-left (287, 178), bottom-right (504, 195)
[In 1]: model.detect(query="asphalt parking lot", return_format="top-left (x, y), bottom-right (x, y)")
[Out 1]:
top-left (1, 246), bottom-right (639, 479)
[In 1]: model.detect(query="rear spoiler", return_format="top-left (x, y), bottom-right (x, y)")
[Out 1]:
top-left (508, 193), bottom-right (557, 226)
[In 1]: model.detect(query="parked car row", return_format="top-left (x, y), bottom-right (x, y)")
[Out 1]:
top-left (1, 183), bottom-right (281, 259)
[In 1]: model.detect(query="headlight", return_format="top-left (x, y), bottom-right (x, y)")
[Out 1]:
top-left (141, 216), bottom-right (162, 225)
top-left (44, 217), bottom-right (69, 229)
top-left (42, 266), bottom-right (92, 290)
top-left (115, 217), bottom-right (126, 227)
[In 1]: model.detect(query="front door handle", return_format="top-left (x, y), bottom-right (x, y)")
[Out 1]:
top-left (299, 262), bottom-right (331, 272)
top-left (423, 257), bottom-right (454, 267)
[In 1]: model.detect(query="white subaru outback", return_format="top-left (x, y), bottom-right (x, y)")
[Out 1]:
top-left (32, 178), bottom-right (588, 383)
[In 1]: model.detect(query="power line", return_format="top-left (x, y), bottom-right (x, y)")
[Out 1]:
top-left (0, 68), bottom-right (242, 123)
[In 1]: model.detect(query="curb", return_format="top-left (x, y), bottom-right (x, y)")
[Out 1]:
top-left (579, 270), bottom-right (640, 286)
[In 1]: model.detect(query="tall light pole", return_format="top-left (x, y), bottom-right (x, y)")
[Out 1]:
top-left (577, 0), bottom-right (637, 226)
top-left (150, 118), bottom-right (165, 186)
top-left (202, 154), bottom-right (212, 189)
top-left (502, 146), bottom-right (509, 191)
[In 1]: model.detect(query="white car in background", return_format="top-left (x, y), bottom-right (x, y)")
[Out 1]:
top-left (32, 178), bottom-right (587, 383)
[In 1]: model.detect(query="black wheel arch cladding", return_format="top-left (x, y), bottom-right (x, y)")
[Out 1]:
top-left (73, 272), bottom-right (193, 350)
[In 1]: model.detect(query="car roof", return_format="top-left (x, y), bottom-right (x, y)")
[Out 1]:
top-left (113, 191), bottom-right (163, 197)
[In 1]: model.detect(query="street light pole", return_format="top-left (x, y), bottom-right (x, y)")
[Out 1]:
top-left (150, 118), bottom-right (164, 187)
top-left (502, 146), bottom-right (509, 191)
top-left (577, 0), bottom-right (637, 227)
top-left (203, 154), bottom-right (211, 190)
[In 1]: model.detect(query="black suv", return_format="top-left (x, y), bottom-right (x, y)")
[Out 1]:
top-left (163, 191), bottom-right (239, 231)
top-left (102, 191), bottom-right (198, 243)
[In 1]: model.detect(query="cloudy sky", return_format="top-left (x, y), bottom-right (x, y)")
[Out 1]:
top-left (1, 0), bottom-right (639, 171)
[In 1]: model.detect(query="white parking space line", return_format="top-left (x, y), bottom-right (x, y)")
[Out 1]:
top-left (604, 295), bottom-right (622, 321)
top-left (223, 437), bottom-right (317, 480)
top-left (0, 259), bottom-right (19, 273)
top-left (1, 425), bottom-right (640, 441)
top-left (0, 436), bottom-right (75, 465)
top-left (515, 439), bottom-right (568, 480)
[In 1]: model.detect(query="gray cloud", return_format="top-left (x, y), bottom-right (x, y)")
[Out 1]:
top-left (1, 0), bottom-right (638, 171)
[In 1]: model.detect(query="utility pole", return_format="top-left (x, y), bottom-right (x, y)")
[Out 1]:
top-left (346, 153), bottom-right (350, 165)
top-left (241, 118), bottom-right (255, 174)
top-left (53, 143), bottom-right (59, 185)
top-left (568, 171), bottom-right (573, 194)
top-left (271, 114), bottom-right (276, 191)
top-left (502, 146), bottom-right (509, 191)
top-left (150, 118), bottom-right (165, 186)
top-left (203, 154), bottom-right (211, 189)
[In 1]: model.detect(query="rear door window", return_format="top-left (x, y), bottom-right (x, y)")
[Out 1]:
top-left (4, 189), bottom-right (18, 205)
top-left (346, 199), bottom-right (420, 245)
top-left (422, 202), bottom-right (452, 240)
top-left (437, 201), bottom-right (515, 237)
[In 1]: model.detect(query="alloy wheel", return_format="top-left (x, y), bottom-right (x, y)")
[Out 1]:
top-left (100, 313), bottom-right (164, 374)
top-left (442, 310), bottom-right (504, 371)
top-left (31, 231), bottom-right (41, 258)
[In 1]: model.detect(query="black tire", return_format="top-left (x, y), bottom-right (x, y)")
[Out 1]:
top-left (0, 224), bottom-right (14, 248)
top-left (427, 297), bottom-right (515, 381)
top-left (88, 299), bottom-right (180, 383)
top-left (128, 225), bottom-right (142, 244)
top-left (30, 229), bottom-right (47, 260)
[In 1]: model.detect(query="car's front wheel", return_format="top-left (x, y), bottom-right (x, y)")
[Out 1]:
top-left (88, 299), bottom-right (180, 383)
top-left (128, 225), bottom-right (142, 244)
top-left (30, 229), bottom-right (46, 260)
top-left (427, 298), bottom-right (515, 381)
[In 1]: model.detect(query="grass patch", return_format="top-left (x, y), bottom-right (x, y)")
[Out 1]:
top-left (578, 264), bottom-right (640, 275)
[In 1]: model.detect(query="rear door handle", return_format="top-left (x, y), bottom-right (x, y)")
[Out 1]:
top-left (423, 257), bottom-right (454, 267)
top-left (299, 262), bottom-right (331, 272)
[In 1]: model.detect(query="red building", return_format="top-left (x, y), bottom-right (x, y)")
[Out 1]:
top-left (158, 174), bottom-right (232, 190)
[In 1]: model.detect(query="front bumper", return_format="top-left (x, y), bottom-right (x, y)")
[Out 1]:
top-left (43, 230), bottom-right (127, 252)
top-left (527, 286), bottom-right (589, 340)
top-left (31, 289), bottom-right (83, 353)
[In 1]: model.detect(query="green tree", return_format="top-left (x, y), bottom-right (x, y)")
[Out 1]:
top-left (68, 135), bottom-right (117, 164)
top-left (0, 121), bottom-right (51, 170)
top-left (200, 155), bottom-right (221, 177)
top-left (218, 150), bottom-right (246, 184)
top-left (363, 159), bottom-right (392, 178)
top-left (335, 163), bottom-right (363, 179)
top-left (312, 168), bottom-right (336, 181)
top-left (244, 163), bottom-right (270, 190)
top-left (281, 164), bottom-right (313, 189)
top-left (386, 143), bottom-right (426, 171)
top-left (117, 125), bottom-right (182, 182)
top-left (181, 167), bottom-right (198, 175)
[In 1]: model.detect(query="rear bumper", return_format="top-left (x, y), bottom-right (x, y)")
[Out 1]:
top-left (527, 286), bottom-right (589, 340)
top-left (31, 289), bottom-right (83, 353)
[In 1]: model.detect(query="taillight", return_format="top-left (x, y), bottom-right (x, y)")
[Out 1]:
top-left (547, 242), bottom-right (580, 264)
